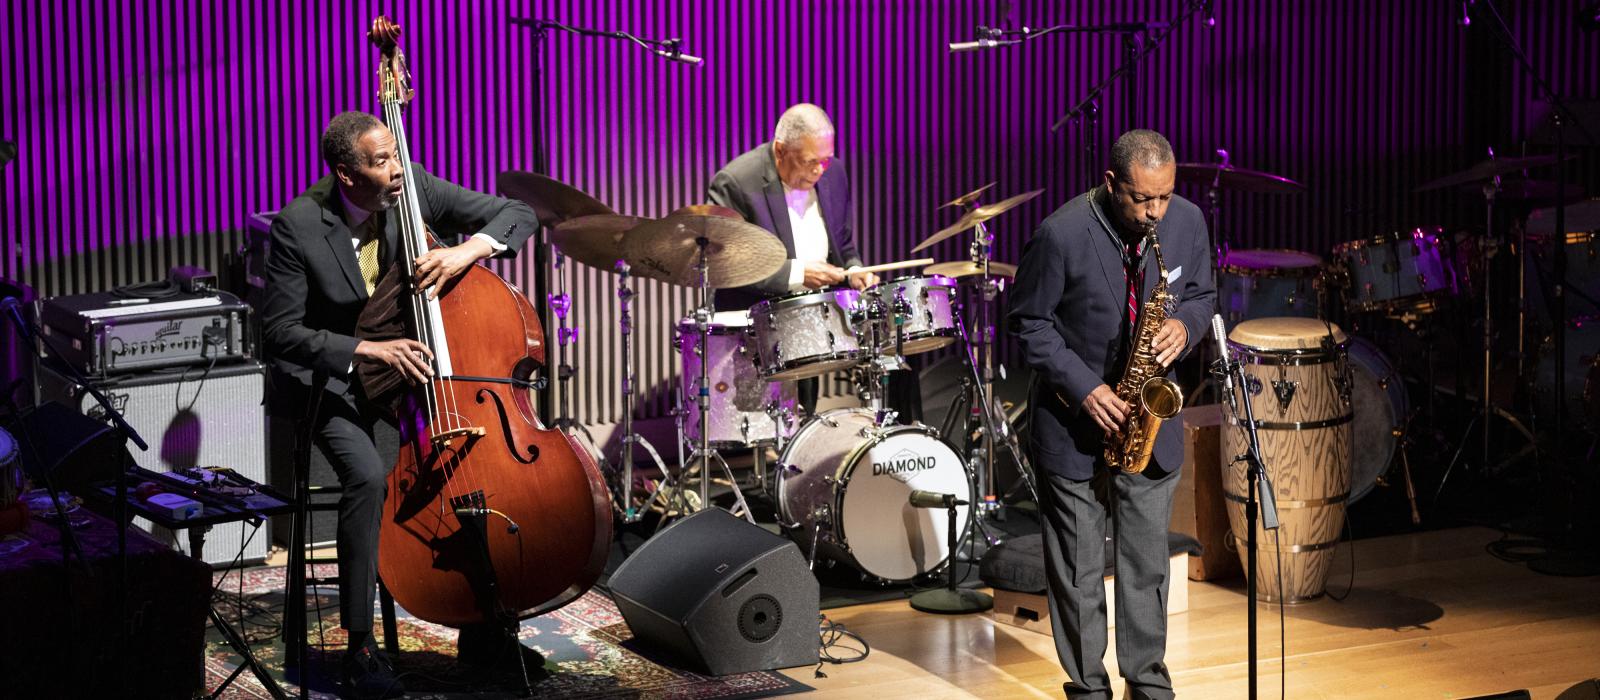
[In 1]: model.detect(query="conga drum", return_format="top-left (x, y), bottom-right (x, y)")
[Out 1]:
top-left (1223, 317), bottom-right (1352, 604)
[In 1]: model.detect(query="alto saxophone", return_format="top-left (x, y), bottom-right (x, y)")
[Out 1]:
top-left (1104, 235), bottom-right (1185, 474)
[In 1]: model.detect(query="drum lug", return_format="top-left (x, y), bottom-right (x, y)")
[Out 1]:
top-left (827, 330), bottom-right (837, 350)
top-left (1271, 378), bottom-right (1299, 415)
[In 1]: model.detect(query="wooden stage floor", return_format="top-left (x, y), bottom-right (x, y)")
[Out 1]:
top-left (780, 526), bottom-right (1600, 699)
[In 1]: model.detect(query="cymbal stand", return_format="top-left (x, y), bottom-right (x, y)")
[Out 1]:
top-left (613, 260), bottom-right (668, 524)
top-left (684, 233), bottom-right (753, 524)
top-left (549, 250), bottom-right (607, 466)
top-left (1436, 164), bottom-right (1499, 501)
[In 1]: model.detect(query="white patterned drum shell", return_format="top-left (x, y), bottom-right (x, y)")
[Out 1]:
top-left (1345, 336), bottom-right (1407, 504)
top-left (1219, 249), bottom-right (1324, 324)
top-left (867, 275), bottom-right (959, 355)
top-left (778, 409), bottom-right (970, 582)
top-left (1334, 227), bottom-right (1456, 313)
top-left (750, 289), bottom-right (867, 381)
top-left (0, 427), bottom-right (18, 507)
top-left (678, 313), bottom-right (799, 449)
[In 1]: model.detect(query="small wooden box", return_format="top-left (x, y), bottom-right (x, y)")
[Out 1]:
top-left (992, 552), bottom-right (1189, 636)
top-left (1173, 405), bottom-right (1241, 581)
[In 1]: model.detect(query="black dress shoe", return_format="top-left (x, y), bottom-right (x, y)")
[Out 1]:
top-left (342, 638), bottom-right (405, 699)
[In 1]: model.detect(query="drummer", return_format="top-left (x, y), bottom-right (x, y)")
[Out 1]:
top-left (708, 103), bottom-right (878, 413)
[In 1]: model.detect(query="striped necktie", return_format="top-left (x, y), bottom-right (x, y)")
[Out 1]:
top-left (357, 213), bottom-right (383, 295)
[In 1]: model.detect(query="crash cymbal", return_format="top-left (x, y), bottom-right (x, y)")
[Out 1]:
top-left (1456, 177), bottom-right (1587, 201)
top-left (1412, 153), bottom-right (1576, 193)
top-left (913, 189), bottom-right (1045, 253)
top-left (924, 260), bottom-right (1018, 279)
top-left (497, 170), bottom-right (614, 226)
top-left (621, 205), bottom-right (786, 288)
top-left (548, 214), bottom-right (644, 270)
top-left (1174, 163), bottom-right (1306, 193)
top-left (941, 182), bottom-right (996, 209)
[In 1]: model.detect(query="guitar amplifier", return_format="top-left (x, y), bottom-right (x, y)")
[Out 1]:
top-left (34, 360), bottom-right (272, 565)
top-left (37, 290), bottom-right (252, 378)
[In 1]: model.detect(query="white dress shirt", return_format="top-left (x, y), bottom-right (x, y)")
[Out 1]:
top-left (784, 184), bottom-right (830, 291)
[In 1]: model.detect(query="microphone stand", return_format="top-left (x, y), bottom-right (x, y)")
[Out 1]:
top-left (4, 298), bottom-right (148, 694)
top-left (1217, 350), bottom-right (1279, 700)
top-left (509, 16), bottom-right (699, 421)
top-left (1043, 0), bottom-right (1210, 135)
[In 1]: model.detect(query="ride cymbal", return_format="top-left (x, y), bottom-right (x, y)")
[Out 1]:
top-left (1174, 163), bottom-right (1306, 193)
top-left (549, 214), bottom-right (644, 271)
top-left (914, 189), bottom-right (1045, 253)
top-left (497, 170), bottom-right (614, 227)
top-left (941, 182), bottom-right (996, 209)
top-left (621, 205), bottom-right (786, 288)
top-left (1412, 153), bottom-right (1576, 193)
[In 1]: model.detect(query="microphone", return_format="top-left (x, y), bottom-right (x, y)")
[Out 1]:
top-left (1211, 314), bottom-right (1237, 409)
top-left (949, 26), bottom-right (1019, 52)
top-left (655, 40), bottom-right (703, 66)
top-left (0, 296), bottom-right (20, 313)
top-left (1216, 148), bottom-right (1229, 166)
top-left (1202, 0), bottom-right (1216, 27)
top-left (909, 490), bottom-right (968, 509)
top-left (1458, 0), bottom-right (1475, 26)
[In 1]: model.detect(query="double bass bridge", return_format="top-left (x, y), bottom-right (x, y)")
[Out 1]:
top-left (432, 426), bottom-right (486, 450)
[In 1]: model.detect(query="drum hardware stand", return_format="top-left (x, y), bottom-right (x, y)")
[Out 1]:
top-left (1214, 321), bottom-right (1281, 700)
top-left (612, 261), bottom-right (670, 524)
top-left (682, 233), bottom-right (754, 525)
top-left (956, 312), bottom-right (1039, 509)
top-left (548, 250), bottom-right (609, 473)
top-left (1436, 167), bottom-right (1502, 501)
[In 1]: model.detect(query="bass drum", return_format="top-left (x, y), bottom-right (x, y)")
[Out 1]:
top-left (778, 409), bottom-right (970, 582)
top-left (1346, 336), bottom-right (1408, 503)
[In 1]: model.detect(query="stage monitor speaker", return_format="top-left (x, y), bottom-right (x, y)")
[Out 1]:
top-left (608, 508), bottom-right (820, 676)
top-left (35, 360), bottom-right (272, 565)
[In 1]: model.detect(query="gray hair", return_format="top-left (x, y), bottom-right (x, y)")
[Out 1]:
top-left (773, 103), bottom-right (835, 144)
top-left (320, 111), bottom-right (383, 171)
top-left (1108, 129), bottom-right (1176, 180)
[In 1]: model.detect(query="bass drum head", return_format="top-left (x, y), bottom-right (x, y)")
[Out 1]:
top-left (1345, 336), bottom-right (1406, 503)
top-left (837, 425), bottom-right (969, 582)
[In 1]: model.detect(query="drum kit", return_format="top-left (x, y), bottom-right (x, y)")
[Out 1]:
top-left (1200, 150), bottom-right (1596, 600)
top-left (503, 171), bottom-right (1040, 583)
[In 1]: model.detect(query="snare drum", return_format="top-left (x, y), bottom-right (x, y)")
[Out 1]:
top-left (866, 275), bottom-right (959, 355)
top-left (778, 409), bottom-right (970, 581)
top-left (1224, 317), bottom-right (1352, 603)
top-left (677, 312), bottom-right (799, 449)
top-left (750, 289), bottom-right (867, 381)
top-left (1219, 249), bottom-right (1324, 324)
top-left (1334, 227), bottom-right (1456, 313)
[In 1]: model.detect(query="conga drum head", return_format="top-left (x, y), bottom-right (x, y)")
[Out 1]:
top-left (1229, 317), bottom-right (1347, 353)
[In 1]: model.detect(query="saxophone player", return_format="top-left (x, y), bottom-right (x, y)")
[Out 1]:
top-left (1008, 129), bottom-right (1216, 700)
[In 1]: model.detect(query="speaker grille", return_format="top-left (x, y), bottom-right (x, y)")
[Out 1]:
top-left (737, 594), bottom-right (783, 643)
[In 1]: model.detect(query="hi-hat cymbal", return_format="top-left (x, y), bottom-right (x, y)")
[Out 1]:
top-left (913, 189), bottom-right (1045, 253)
top-left (1412, 153), bottom-right (1576, 193)
top-left (1174, 163), bottom-right (1306, 193)
top-left (497, 170), bottom-right (614, 226)
top-left (549, 214), bottom-right (644, 270)
top-left (941, 182), bottom-right (996, 209)
top-left (1456, 177), bottom-right (1587, 201)
top-left (621, 205), bottom-right (786, 288)
top-left (924, 260), bottom-right (1018, 279)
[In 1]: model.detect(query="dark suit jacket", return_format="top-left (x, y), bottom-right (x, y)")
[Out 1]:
top-left (261, 164), bottom-right (537, 398)
top-left (707, 141), bottom-right (863, 311)
top-left (1007, 189), bottom-right (1217, 480)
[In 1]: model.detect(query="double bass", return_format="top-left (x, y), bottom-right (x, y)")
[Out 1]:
top-left (357, 17), bottom-right (612, 628)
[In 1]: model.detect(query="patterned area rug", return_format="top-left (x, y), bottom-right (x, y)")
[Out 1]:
top-left (204, 565), bottom-right (812, 699)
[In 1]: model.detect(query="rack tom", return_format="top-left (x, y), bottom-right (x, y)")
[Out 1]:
top-left (1219, 249), bottom-right (1324, 324)
top-left (1333, 227), bottom-right (1455, 313)
top-left (866, 275), bottom-right (959, 355)
top-left (1223, 317), bottom-right (1352, 604)
top-left (750, 289), bottom-right (867, 381)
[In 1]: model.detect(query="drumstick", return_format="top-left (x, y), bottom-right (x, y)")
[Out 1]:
top-left (849, 258), bottom-right (935, 275)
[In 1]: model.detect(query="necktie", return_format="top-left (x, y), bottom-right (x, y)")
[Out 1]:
top-left (357, 213), bottom-right (383, 295)
top-left (1125, 242), bottom-right (1142, 326)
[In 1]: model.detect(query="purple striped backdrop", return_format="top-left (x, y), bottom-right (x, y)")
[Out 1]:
top-left (2, 1), bottom-right (1596, 424)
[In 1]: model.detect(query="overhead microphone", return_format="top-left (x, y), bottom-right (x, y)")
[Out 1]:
top-left (1202, 0), bottom-right (1216, 27)
top-left (949, 25), bottom-right (1019, 53)
top-left (655, 39), bottom-right (703, 66)
top-left (1458, 0), bottom-right (1475, 26)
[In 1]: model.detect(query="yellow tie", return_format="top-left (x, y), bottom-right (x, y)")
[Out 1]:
top-left (357, 213), bottom-right (383, 295)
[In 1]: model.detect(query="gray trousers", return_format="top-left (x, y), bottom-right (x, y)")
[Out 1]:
top-left (1039, 464), bottom-right (1180, 700)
